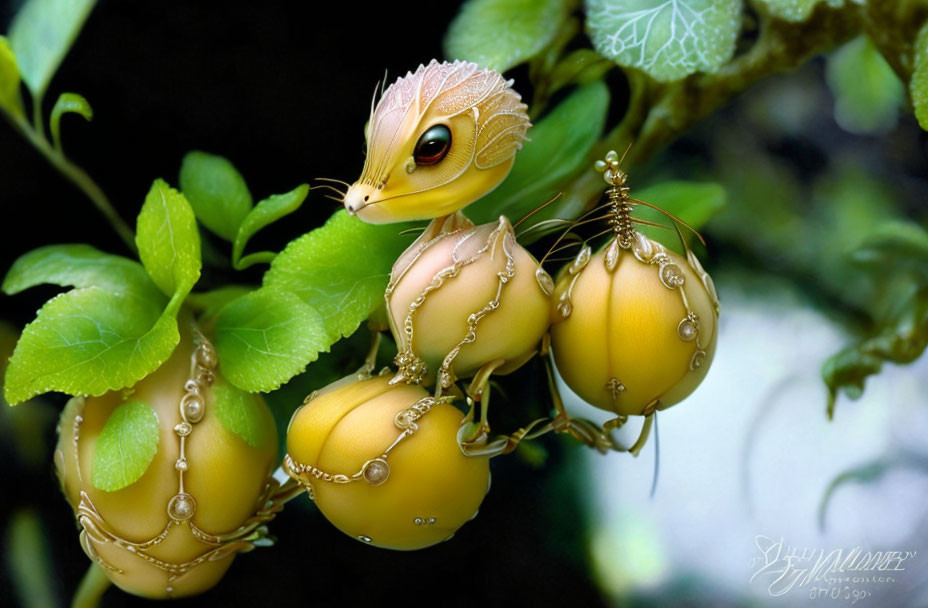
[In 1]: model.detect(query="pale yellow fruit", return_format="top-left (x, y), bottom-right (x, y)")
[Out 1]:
top-left (55, 329), bottom-right (277, 599)
top-left (550, 235), bottom-right (719, 416)
top-left (286, 375), bottom-right (490, 550)
top-left (387, 215), bottom-right (552, 386)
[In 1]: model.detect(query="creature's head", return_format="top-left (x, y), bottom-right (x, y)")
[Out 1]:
top-left (344, 60), bottom-right (530, 223)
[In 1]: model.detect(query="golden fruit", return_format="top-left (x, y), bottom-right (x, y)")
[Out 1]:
top-left (285, 374), bottom-right (490, 550)
top-left (54, 328), bottom-right (278, 599)
top-left (550, 234), bottom-right (719, 416)
top-left (386, 215), bottom-right (552, 387)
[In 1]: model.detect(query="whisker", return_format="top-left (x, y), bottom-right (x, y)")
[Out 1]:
top-left (323, 194), bottom-right (344, 205)
top-left (398, 226), bottom-right (427, 236)
top-left (618, 141), bottom-right (633, 165)
top-left (311, 184), bottom-right (347, 198)
top-left (513, 192), bottom-right (563, 229)
top-left (545, 240), bottom-right (585, 258)
top-left (628, 197), bottom-right (707, 246)
top-left (631, 218), bottom-right (673, 230)
top-left (540, 202), bottom-right (612, 266)
top-left (315, 177), bottom-right (352, 188)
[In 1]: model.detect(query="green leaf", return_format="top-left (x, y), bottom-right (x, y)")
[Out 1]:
top-left (213, 288), bottom-right (329, 392)
top-left (0, 36), bottom-right (24, 118)
top-left (585, 0), bottom-right (741, 82)
top-left (468, 81), bottom-right (610, 227)
top-left (755, 0), bottom-right (844, 23)
top-left (3, 287), bottom-right (183, 405)
top-left (187, 285), bottom-right (253, 321)
top-left (136, 179), bottom-right (202, 297)
top-left (444, 0), bottom-right (570, 72)
top-left (213, 377), bottom-right (269, 448)
top-left (912, 21), bottom-right (928, 131)
top-left (823, 286), bottom-right (928, 418)
top-left (50, 91), bottom-right (92, 151)
top-left (547, 49), bottom-right (614, 94)
top-left (179, 151), bottom-right (253, 241)
top-left (91, 400), bottom-right (159, 492)
top-left (264, 210), bottom-right (416, 342)
top-left (7, 0), bottom-right (97, 98)
top-left (632, 181), bottom-right (727, 253)
top-left (826, 36), bottom-right (904, 135)
top-left (232, 184), bottom-right (309, 270)
top-left (851, 221), bottom-right (928, 280)
top-left (2, 244), bottom-right (163, 304)
top-left (6, 509), bottom-right (58, 608)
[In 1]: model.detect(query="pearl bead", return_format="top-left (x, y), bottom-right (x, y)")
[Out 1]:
top-left (183, 397), bottom-right (204, 423)
top-left (362, 459), bottom-right (390, 485)
top-left (168, 493), bottom-right (196, 521)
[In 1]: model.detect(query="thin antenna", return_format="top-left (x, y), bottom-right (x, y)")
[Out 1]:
top-left (649, 413), bottom-right (660, 498)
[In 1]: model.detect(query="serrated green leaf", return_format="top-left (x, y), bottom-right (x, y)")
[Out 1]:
top-left (0, 36), bottom-right (24, 118)
top-left (213, 288), bottom-right (328, 392)
top-left (213, 377), bottom-right (269, 448)
top-left (585, 0), bottom-right (741, 82)
top-left (179, 151), bottom-right (253, 241)
top-left (3, 287), bottom-right (183, 405)
top-left (264, 210), bottom-right (416, 342)
top-left (91, 400), bottom-right (159, 492)
top-left (633, 181), bottom-right (727, 252)
top-left (826, 36), bottom-right (904, 135)
top-left (136, 179), bottom-right (201, 297)
top-left (755, 0), bottom-right (844, 23)
top-left (232, 184), bottom-right (309, 270)
top-left (468, 81), bottom-right (610, 228)
top-left (7, 0), bottom-right (97, 98)
top-left (912, 21), bottom-right (928, 131)
top-left (2, 244), bottom-right (164, 304)
top-left (444, 0), bottom-right (570, 72)
top-left (50, 91), bottom-right (92, 151)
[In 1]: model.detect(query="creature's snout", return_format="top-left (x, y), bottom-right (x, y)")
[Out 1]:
top-left (343, 183), bottom-right (376, 215)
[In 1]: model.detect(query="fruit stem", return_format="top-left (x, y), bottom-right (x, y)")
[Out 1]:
top-left (71, 563), bottom-right (110, 608)
top-left (9, 113), bottom-right (137, 254)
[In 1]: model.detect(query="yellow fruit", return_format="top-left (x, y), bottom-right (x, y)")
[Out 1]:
top-left (285, 374), bottom-right (490, 550)
top-left (386, 215), bottom-right (552, 387)
top-left (550, 234), bottom-right (719, 417)
top-left (55, 328), bottom-right (278, 599)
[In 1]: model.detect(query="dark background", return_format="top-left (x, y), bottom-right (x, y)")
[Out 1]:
top-left (0, 1), bottom-right (606, 606)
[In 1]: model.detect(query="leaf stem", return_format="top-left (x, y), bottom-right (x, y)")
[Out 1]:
top-left (10, 113), bottom-right (137, 254)
top-left (71, 563), bottom-right (111, 608)
top-left (31, 91), bottom-right (44, 139)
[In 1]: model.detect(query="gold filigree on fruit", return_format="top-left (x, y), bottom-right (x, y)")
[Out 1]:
top-left (55, 328), bottom-right (286, 599)
top-left (284, 374), bottom-right (490, 550)
top-left (385, 213), bottom-right (551, 388)
top-left (550, 150), bottom-right (719, 429)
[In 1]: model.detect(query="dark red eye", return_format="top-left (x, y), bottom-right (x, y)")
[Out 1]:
top-left (414, 125), bottom-right (451, 166)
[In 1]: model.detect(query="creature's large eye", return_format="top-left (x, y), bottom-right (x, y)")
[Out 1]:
top-left (414, 125), bottom-right (452, 166)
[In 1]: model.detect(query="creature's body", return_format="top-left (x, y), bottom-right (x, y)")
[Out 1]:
top-left (344, 60), bottom-right (530, 223)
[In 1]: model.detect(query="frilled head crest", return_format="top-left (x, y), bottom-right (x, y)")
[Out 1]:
top-left (344, 60), bottom-right (531, 223)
